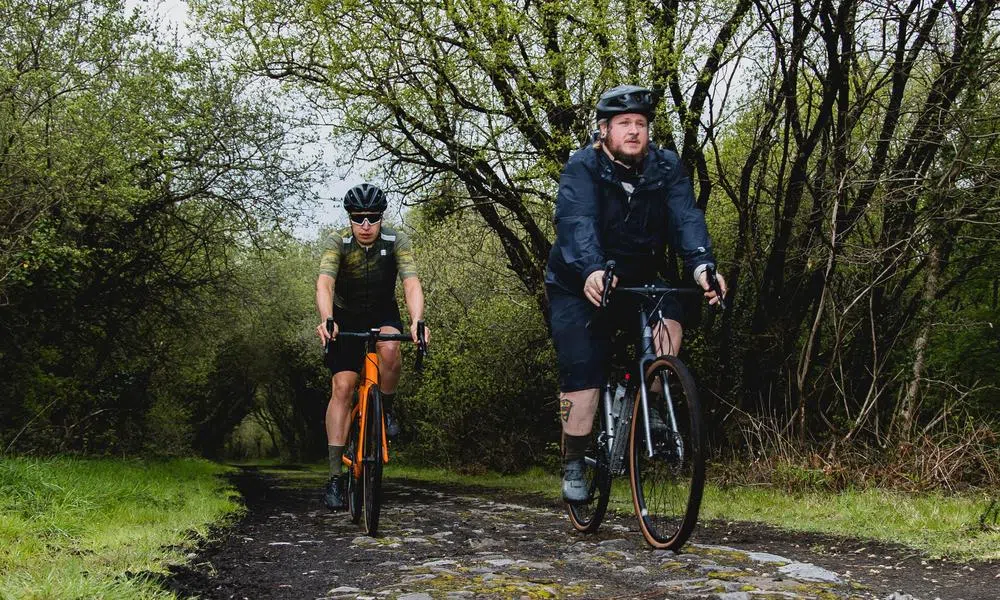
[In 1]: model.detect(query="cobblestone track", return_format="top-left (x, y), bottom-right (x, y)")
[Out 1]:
top-left (165, 467), bottom-right (993, 600)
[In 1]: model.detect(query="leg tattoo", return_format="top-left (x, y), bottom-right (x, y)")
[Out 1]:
top-left (560, 396), bottom-right (573, 423)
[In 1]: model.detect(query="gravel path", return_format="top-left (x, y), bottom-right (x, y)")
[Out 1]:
top-left (165, 467), bottom-right (997, 600)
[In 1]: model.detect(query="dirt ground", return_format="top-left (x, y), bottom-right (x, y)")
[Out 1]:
top-left (164, 466), bottom-right (998, 600)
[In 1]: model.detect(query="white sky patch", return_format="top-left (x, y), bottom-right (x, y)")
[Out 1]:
top-left (125, 0), bottom-right (192, 39)
top-left (122, 0), bottom-right (382, 241)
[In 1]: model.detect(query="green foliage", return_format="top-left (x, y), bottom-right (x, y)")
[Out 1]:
top-left (402, 295), bottom-right (557, 472)
top-left (226, 413), bottom-right (280, 460)
top-left (771, 462), bottom-right (834, 492)
top-left (178, 234), bottom-right (329, 460)
top-left (701, 484), bottom-right (1000, 561)
top-left (2, 0), bottom-right (998, 484)
top-left (396, 209), bottom-right (559, 472)
top-left (0, 0), bottom-right (317, 456)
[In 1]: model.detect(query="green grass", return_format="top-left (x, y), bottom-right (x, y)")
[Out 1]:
top-left (700, 484), bottom-right (1000, 561)
top-left (0, 457), bottom-right (242, 600)
top-left (324, 461), bottom-right (1000, 561)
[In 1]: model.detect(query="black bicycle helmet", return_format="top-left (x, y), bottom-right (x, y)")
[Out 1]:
top-left (343, 183), bottom-right (388, 212)
top-left (596, 85), bottom-right (657, 121)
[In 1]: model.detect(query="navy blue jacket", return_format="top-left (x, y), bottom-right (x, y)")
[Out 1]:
top-left (544, 141), bottom-right (715, 294)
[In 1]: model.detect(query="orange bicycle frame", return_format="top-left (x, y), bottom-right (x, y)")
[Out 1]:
top-left (342, 347), bottom-right (389, 478)
top-left (327, 320), bottom-right (424, 481)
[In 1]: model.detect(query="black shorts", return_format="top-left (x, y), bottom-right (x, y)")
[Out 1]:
top-left (326, 306), bottom-right (405, 374)
top-left (547, 284), bottom-right (686, 393)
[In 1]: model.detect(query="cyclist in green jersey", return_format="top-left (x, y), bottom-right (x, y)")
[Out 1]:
top-left (315, 182), bottom-right (431, 511)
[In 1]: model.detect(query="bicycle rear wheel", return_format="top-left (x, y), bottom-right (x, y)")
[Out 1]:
top-left (346, 416), bottom-right (362, 524)
top-left (628, 355), bottom-right (705, 550)
top-left (363, 386), bottom-right (384, 536)
top-left (567, 404), bottom-right (612, 533)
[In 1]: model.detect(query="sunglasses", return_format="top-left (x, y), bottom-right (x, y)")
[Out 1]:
top-left (348, 213), bottom-right (382, 226)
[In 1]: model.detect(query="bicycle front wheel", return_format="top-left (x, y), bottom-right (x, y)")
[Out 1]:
top-left (346, 415), bottom-right (363, 524)
top-left (363, 386), bottom-right (384, 536)
top-left (628, 355), bottom-right (705, 550)
top-left (567, 405), bottom-right (612, 533)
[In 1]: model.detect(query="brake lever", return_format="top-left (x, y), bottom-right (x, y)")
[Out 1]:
top-left (586, 260), bottom-right (617, 330)
top-left (414, 320), bottom-right (427, 372)
top-left (600, 260), bottom-right (617, 308)
top-left (323, 317), bottom-right (335, 369)
top-left (706, 265), bottom-right (727, 311)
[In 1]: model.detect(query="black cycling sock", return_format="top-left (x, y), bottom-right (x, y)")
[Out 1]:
top-left (328, 444), bottom-right (344, 477)
top-left (562, 433), bottom-right (589, 463)
top-left (382, 392), bottom-right (396, 412)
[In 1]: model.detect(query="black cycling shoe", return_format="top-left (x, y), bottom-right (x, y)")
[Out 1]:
top-left (385, 411), bottom-right (401, 439)
top-left (645, 391), bottom-right (671, 432)
top-left (324, 474), bottom-right (347, 511)
top-left (648, 405), bottom-right (670, 432)
top-left (561, 458), bottom-right (589, 504)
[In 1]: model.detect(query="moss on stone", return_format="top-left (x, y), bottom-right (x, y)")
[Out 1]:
top-left (705, 569), bottom-right (753, 580)
top-left (399, 571), bottom-right (589, 599)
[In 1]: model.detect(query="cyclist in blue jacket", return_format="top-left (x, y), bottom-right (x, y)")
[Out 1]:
top-left (545, 85), bottom-right (727, 503)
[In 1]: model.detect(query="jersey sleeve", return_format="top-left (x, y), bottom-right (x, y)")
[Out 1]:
top-left (394, 229), bottom-right (418, 280)
top-left (318, 233), bottom-right (344, 278)
top-left (552, 156), bottom-right (605, 282)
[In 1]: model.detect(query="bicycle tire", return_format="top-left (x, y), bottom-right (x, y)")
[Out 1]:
top-left (628, 355), bottom-right (705, 550)
top-left (346, 416), bottom-right (362, 524)
top-left (363, 386), bottom-right (384, 536)
top-left (567, 404), bottom-right (612, 533)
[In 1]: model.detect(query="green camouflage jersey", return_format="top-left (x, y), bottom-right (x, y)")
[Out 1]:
top-left (318, 225), bottom-right (418, 314)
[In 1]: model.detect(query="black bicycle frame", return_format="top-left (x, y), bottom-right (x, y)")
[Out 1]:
top-left (597, 260), bottom-right (709, 460)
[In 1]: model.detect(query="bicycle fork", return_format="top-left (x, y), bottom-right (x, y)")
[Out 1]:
top-left (659, 370), bottom-right (685, 462)
top-left (637, 309), bottom-right (685, 463)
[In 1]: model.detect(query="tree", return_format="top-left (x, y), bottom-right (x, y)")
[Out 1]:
top-left (0, 0), bottom-right (316, 454)
top-left (190, 0), bottom-right (752, 312)
top-left (192, 0), bottom-right (1000, 457)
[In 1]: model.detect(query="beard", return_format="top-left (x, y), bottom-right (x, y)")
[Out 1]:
top-left (605, 137), bottom-right (648, 166)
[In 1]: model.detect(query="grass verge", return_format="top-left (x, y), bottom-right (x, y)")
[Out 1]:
top-left (0, 457), bottom-right (242, 599)
top-left (699, 484), bottom-right (1000, 561)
